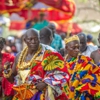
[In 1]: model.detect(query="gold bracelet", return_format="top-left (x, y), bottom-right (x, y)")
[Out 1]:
top-left (3, 68), bottom-right (12, 78)
top-left (4, 65), bottom-right (7, 69)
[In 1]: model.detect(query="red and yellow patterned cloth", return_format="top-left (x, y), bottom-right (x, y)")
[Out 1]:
top-left (13, 44), bottom-right (69, 100)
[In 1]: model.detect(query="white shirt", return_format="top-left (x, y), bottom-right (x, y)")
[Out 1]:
top-left (82, 45), bottom-right (98, 57)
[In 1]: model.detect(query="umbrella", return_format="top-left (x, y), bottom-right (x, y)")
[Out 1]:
top-left (0, 0), bottom-right (28, 13)
top-left (19, 0), bottom-right (76, 21)
top-left (50, 21), bottom-right (82, 34)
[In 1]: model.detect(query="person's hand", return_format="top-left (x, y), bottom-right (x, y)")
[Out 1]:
top-left (3, 62), bottom-right (12, 74)
top-left (36, 82), bottom-right (47, 91)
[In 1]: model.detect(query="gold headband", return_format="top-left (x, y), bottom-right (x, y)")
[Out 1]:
top-left (64, 35), bottom-right (80, 44)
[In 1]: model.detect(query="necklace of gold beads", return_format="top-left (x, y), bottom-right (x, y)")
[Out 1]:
top-left (17, 45), bottom-right (42, 70)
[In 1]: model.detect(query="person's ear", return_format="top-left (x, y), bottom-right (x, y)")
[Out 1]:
top-left (50, 35), bottom-right (53, 43)
top-left (23, 37), bottom-right (27, 44)
top-left (65, 44), bottom-right (68, 50)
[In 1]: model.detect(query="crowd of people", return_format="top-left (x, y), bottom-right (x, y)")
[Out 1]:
top-left (0, 20), bottom-right (100, 100)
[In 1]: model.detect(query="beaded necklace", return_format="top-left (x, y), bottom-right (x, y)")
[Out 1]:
top-left (17, 45), bottom-right (42, 70)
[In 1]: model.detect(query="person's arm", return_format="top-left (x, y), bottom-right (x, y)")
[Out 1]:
top-left (3, 53), bottom-right (20, 83)
top-left (12, 53), bottom-right (20, 76)
top-left (90, 51), bottom-right (95, 62)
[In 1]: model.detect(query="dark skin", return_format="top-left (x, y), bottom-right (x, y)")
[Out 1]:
top-left (5, 29), bottom-right (47, 91)
top-left (77, 33), bottom-right (87, 53)
top-left (39, 13), bottom-right (45, 22)
top-left (90, 50), bottom-right (100, 64)
top-left (48, 23), bottom-right (56, 37)
top-left (90, 33), bottom-right (100, 64)
top-left (65, 40), bottom-right (80, 60)
top-left (65, 41), bottom-right (100, 100)
top-left (40, 27), bottom-right (53, 45)
top-left (0, 38), bottom-right (6, 75)
top-left (0, 41), bottom-right (4, 74)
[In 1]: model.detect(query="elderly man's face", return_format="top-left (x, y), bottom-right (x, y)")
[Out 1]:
top-left (65, 40), bottom-right (80, 58)
top-left (24, 31), bottom-right (40, 51)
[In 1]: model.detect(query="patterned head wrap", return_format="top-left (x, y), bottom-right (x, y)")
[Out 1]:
top-left (64, 35), bottom-right (80, 44)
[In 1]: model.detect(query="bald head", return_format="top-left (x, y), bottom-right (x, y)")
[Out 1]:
top-left (48, 23), bottom-right (56, 36)
top-left (48, 23), bottom-right (56, 28)
top-left (24, 28), bottom-right (40, 51)
top-left (77, 33), bottom-right (87, 52)
top-left (78, 33), bottom-right (87, 41)
top-left (24, 28), bottom-right (39, 38)
top-left (40, 27), bottom-right (53, 45)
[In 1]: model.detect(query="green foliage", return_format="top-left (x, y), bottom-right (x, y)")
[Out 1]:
top-left (78, 0), bottom-right (100, 6)
top-left (99, 0), bottom-right (100, 5)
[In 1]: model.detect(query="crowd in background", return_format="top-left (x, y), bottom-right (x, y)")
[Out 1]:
top-left (0, 11), bottom-right (100, 100)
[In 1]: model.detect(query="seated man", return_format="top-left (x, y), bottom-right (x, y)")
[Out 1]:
top-left (3, 28), bottom-right (69, 100)
top-left (64, 35), bottom-right (100, 100)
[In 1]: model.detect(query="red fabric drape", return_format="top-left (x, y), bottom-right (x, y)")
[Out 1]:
top-left (0, 0), bottom-right (27, 13)
top-left (38, 0), bottom-right (76, 19)
top-left (19, 9), bottom-right (74, 21)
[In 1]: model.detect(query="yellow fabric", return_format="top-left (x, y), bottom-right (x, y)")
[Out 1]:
top-left (64, 35), bottom-right (79, 44)
top-left (48, 85), bottom-right (55, 100)
top-left (18, 69), bottom-right (30, 83)
top-left (42, 55), bottom-right (64, 71)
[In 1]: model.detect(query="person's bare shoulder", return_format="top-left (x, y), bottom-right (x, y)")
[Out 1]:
top-left (90, 49), bottom-right (98, 59)
top-left (91, 49), bottom-right (98, 55)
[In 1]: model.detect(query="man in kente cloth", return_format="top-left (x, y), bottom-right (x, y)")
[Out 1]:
top-left (3, 28), bottom-right (69, 100)
top-left (64, 35), bottom-right (100, 100)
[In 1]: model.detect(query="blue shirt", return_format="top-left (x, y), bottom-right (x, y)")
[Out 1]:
top-left (50, 34), bottom-right (63, 51)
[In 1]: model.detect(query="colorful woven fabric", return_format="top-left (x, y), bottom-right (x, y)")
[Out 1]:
top-left (13, 44), bottom-right (69, 100)
top-left (66, 55), bottom-right (100, 100)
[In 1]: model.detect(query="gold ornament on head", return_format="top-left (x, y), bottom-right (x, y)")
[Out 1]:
top-left (64, 35), bottom-right (80, 44)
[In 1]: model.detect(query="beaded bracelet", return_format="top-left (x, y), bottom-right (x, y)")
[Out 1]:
top-left (3, 68), bottom-right (12, 78)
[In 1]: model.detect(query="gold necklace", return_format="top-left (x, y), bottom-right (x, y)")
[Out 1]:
top-left (17, 45), bottom-right (42, 70)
